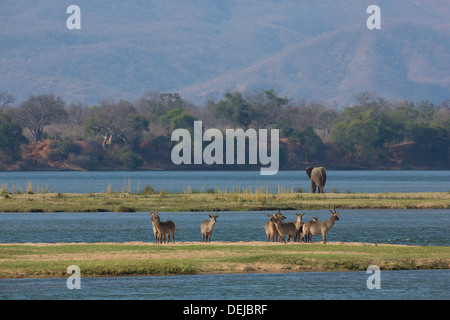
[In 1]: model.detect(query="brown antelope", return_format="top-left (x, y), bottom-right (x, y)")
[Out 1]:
top-left (270, 214), bottom-right (297, 243)
top-left (292, 213), bottom-right (305, 242)
top-left (201, 211), bottom-right (219, 242)
top-left (149, 212), bottom-right (161, 243)
top-left (300, 205), bottom-right (339, 244)
top-left (300, 216), bottom-right (318, 242)
top-left (265, 211), bottom-right (285, 242)
top-left (150, 211), bottom-right (177, 243)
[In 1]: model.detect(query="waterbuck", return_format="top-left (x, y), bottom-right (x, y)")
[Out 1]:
top-left (201, 211), bottom-right (219, 242)
top-left (292, 213), bottom-right (305, 242)
top-left (265, 211), bottom-right (286, 242)
top-left (300, 205), bottom-right (339, 244)
top-left (150, 211), bottom-right (177, 244)
top-left (270, 213), bottom-right (297, 243)
top-left (300, 216), bottom-right (319, 242)
top-left (149, 212), bottom-right (161, 243)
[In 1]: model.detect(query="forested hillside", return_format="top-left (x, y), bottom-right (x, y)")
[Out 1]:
top-left (0, 90), bottom-right (448, 171)
top-left (1, 2), bottom-right (448, 170)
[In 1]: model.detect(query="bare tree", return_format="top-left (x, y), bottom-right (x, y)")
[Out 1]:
top-left (9, 94), bottom-right (67, 141)
top-left (67, 102), bottom-right (88, 126)
top-left (0, 92), bottom-right (15, 110)
top-left (85, 100), bottom-right (148, 148)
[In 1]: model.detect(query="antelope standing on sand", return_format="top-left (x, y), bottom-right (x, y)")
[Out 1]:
top-left (292, 213), bottom-right (305, 242)
top-left (149, 212), bottom-right (161, 243)
top-left (270, 214), bottom-right (297, 243)
top-left (300, 216), bottom-right (318, 242)
top-left (150, 211), bottom-right (177, 243)
top-left (300, 205), bottom-right (339, 244)
top-left (201, 211), bottom-right (219, 242)
top-left (265, 211), bottom-right (285, 242)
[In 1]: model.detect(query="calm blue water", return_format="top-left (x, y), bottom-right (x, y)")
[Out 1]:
top-left (1, 170), bottom-right (449, 301)
top-left (0, 210), bottom-right (448, 300)
top-left (0, 270), bottom-right (448, 300)
top-left (0, 209), bottom-right (449, 246)
top-left (0, 170), bottom-right (449, 193)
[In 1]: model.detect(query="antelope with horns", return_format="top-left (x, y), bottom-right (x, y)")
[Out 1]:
top-left (300, 205), bottom-right (339, 244)
top-left (201, 211), bottom-right (219, 242)
top-left (265, 211), bottom-right (286, 242)
top-left (150, 211), bottom-right (177, 244)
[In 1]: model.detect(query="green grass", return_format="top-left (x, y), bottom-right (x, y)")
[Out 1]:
top-left (0, 243), bottom-right (448, 278)
top-left (1, 188), bottom-right (448, 278)
top-left (0, 191), bottom-right (449, 212)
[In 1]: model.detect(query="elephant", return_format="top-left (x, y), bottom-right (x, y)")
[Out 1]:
top-left (306, 167), bottom-right (327, 193)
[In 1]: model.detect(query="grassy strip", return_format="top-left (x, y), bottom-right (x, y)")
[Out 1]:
top-left (0, 191), bottom-right (449, 212)
top-left (0, 242), bottom-right (448, 278)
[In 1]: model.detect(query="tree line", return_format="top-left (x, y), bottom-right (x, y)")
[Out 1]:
top-left (0, 90), bottom-right (448, 170)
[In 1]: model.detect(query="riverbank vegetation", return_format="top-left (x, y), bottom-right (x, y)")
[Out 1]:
top-left (0, 90), bottom-right (448, 171)
top-left (0, 242), bottom-right (448, 279)
top-left (0, 188), bottom-right (448, 212)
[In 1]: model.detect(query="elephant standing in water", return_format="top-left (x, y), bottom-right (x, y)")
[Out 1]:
top-left (306, 167), bottom-right (327, 193)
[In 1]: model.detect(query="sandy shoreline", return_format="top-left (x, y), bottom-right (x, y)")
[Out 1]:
top-left (0, 241), bottom-right (413, 247)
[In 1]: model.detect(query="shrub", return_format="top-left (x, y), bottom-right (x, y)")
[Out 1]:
top-left (117, 148), bottom-right (144, 169)
top-left (141, 185), bottom-right (155, 195)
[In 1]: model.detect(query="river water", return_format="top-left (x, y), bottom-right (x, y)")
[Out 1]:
top-left (0, 170), bottom-right (449, 193)
top-left (0, 270), bottom-right (448, 300)
top-left (0, 209), bottom-right (449, 300)
top-left (0, 170), bottom-right (449, 300)
top-left (0, 209), bottom-right (449, 246)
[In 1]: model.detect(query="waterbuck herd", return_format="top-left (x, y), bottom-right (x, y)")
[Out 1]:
top-left (149, 205), bottom-right (340, 244)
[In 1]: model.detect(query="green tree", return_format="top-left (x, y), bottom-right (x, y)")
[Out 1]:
top-left (116, 147), bottom-right (144, 169)
top-left (211, 91), bottom-right (251, 128)
top-left (138, 92), bottom-right (192, 122)
top-left (0, 111), bottom-right (27, 158)
top-left (388, 100), bottom-right (441, 143)
top-left (409, 124), bottom-right (449, 166)
top-left (330, 105), bottom-right (393, 160)
top-left (247, 89), bottom-right (289, 127)
top-left (317, 109), bottom-right (338, 140)
top-left (387, 101), bottom-right (418, 141)
top-left (416, 100), bottom-right (437, 125)
top-left (124, 113), bottom-right (149, 146)
top-left (292, 125), bottom-right (325, 161)
top-left (160, 108), bottom-right (198, 134)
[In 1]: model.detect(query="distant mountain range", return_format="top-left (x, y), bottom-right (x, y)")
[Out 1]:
top-left (1, 0), bottom-right (449, 107)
